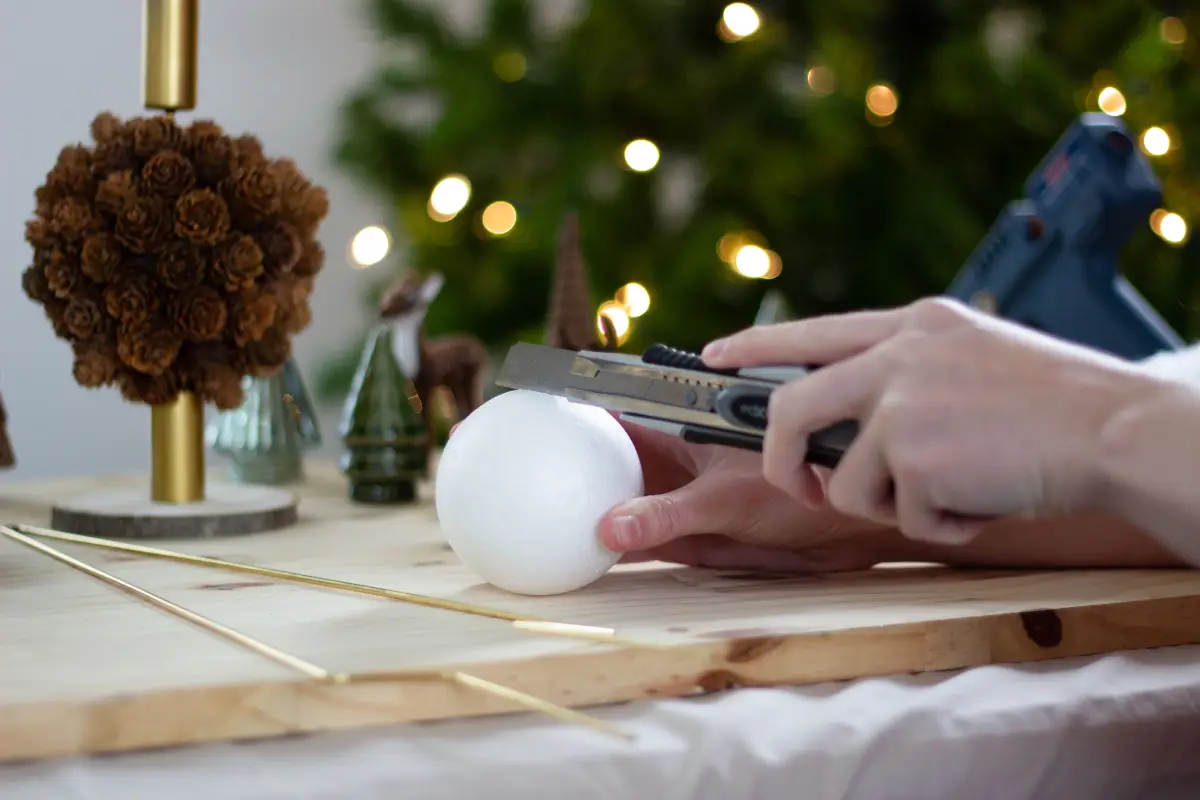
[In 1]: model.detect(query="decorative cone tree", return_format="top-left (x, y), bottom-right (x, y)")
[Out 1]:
top-left (339, 324), bottom-right (429, 503)
top-left (317, 0), bottom-right (1199, 401)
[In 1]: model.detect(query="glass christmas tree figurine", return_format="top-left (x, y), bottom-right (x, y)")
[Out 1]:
top-left (206, 368), bottom-right (312, 485)
top-left (754, 289), bottom-right (794, 326)
top-left (338, 323), bottom-right (429, 503)
top-left (280, 358), bottom-right (322, 449)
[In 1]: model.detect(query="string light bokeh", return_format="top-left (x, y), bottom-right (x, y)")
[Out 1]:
top-left (481, 201), bottom-right (518, 236)
top-left (718, 3), bottom-right (761, 42)
top-left (347, 6), bottom-right (1191, 353)
top-left (428, 174), bottom-right (472, 222)
top-left (623, 139), bottom-right (660, 172)
top-left (349, 225), bottom-right (390, 268)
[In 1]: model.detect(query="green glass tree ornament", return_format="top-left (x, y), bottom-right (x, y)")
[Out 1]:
top-left (206, 371), bottom-right (308, 485)
top-left (280, 357), bottom-right (321, 450)
top-left (754, 289), bottom-right (794, 326)
top-left (339, 323), bottom-right (429, 504)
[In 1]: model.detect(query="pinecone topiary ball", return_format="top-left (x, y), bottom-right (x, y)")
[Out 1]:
top-left (21, 112), bottom-right (330, 410)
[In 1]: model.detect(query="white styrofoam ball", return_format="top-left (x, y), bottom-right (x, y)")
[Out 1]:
top-left (434, 389), bottom-right (643, 595)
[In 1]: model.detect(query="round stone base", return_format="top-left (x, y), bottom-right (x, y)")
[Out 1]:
top-left (50, 483), bottom-right (298, 540)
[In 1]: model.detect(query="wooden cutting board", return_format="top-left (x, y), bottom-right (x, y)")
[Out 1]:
top-left (3, 462), bottom-right (1200, 763)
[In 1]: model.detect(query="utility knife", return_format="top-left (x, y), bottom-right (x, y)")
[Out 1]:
top-left (494, 342), bottom-right (858, 469)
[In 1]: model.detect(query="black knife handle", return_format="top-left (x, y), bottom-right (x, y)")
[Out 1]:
top-left (712, 383), bottom-right (857, 468)
top-left (642, 344), bottom-right (740, 375)
top-left (680, 423), bottom-right (852, 469)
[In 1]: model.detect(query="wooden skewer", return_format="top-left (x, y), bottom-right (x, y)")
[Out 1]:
top-left (13, 524), bottom-right (659, 649)
top-left (0, 526), bottom-right (631, 741)
top-left (0, 526), bottom-right (335, 682)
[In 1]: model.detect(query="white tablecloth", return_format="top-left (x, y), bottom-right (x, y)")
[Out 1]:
top-left (6, 645), bottom-right (1200, 800)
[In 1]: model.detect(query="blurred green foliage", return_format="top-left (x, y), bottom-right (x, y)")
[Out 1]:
top-left (318, 0), bottom-right (1199, 401)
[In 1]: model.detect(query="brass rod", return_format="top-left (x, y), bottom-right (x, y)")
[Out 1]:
top-left (143, 0), bottom-right (199, 111)
top-left (13, 525), bottom-right (659, 648)
top-left (17, 524), bottom-right (526, 620)
top-left (0, 526), bottom-right (332, 681)
top-left (150, 390), bottom-right (205, 503)
top-left (1, 526), bottom-right (628, 740)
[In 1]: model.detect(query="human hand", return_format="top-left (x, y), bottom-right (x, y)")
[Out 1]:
top-left (700, 298), bottom-right (1161, 545)
top-left (594, 417), bottom-right (886, 572)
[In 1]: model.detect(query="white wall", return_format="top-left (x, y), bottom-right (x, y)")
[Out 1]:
top-left (0, 0), bottom-right (429, 481)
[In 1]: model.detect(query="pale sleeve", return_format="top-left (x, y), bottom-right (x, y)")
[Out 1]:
top-left (1139, 345), bottom-right (1200, 385)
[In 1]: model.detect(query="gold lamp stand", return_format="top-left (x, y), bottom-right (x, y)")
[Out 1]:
top-left (48, 0), bottom-right (299, 538)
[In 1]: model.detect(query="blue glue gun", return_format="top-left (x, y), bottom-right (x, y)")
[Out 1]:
top-left (946, 112), bottom-right (1184, 360)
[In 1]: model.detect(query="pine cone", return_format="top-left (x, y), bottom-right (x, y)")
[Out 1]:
top-left (256, 221), bottom-right (301, 276)
top-left (185, 120), bottom-right (235, 185)
top-left (118, 371), bottom-right (180, 406)
top-left (103, 274), bottom-right (158, 326)
top-left (118, 326), bottom-right (181, 375)
top-left (90, 112), bottom-right (125, 146)
top-left (225, 164), bottom-right (280, 225)
top-left (51, 197), bottom-right (94, 241)
top-left (231, 289), bottom-right (278, 345)
top-left (242, 327), bottom-right (291, 376)
top-left (44, 249), bottom-right (81, 299)
top-left (63, 296), bottom-right (106, 340)
top-left (80, 234), bottom-right (124, 283)
top-left (142, 151), bottom-right (196, 199)
top-left (72, 342), bottom-right (119, 388)
top-left (210, 235), bottom-right (263, 291)
top-left (46, 147), bottom-right (96, 201)
top-left (174, 286), bottom-right (227, 341)
top-left (131, 115), bottom-right (182, 158)
top-left (156, 242), bottom-right (206, 290)
top-left (235, 135), bottom-right (266, 164)
top-left (115, 195), bottom-right (171, 254)
top-left (21, 264), bottom-right (51, 302)
top-left (95, 170), bottom-right (136, 215)
top-left (25, 218), bottom-right (56, 249)
top-left (291, 238), bottom-right (324, 278)
top-left (91, 139), bottom-right (136, 178)
top-left (175, 188), bottom-right (230, 245)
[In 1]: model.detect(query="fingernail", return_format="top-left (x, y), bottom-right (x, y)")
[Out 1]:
top-left (701, 338), bottom-right (727, 360)
top-left (607, 514), bottom-right (640, 550)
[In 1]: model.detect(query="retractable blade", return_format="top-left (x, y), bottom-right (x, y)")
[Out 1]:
top-left (496, 343), bottom-right (725, 413)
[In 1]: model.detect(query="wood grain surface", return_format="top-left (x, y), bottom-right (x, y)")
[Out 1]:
top-left (3, 462), bottom-right (1200, 763)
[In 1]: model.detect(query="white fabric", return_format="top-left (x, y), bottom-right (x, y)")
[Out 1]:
top-left (5, 646), bottom-right (1200, 800)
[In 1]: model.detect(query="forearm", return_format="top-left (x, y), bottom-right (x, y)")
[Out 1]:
top-left (1093, 377), bottom-right (1200, 566)
top-left (868, 513), bottom-right (1188, 568)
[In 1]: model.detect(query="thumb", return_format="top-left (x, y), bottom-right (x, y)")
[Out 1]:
top-left (598, 477), bottom-right (731, 552)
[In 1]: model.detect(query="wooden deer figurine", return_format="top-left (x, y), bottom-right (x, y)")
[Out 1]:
top-left (378, 271), bottom-right (489, 432)
top-left (0, 390), bottom-right (13, 468)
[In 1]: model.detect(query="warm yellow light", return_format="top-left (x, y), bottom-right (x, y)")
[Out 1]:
top-left (1097, 87), bottom-right (1126, 117)
top-left (721, 3), bottom-right (761, 39)
top-left (1154, 211), bottom-right (1189, 245)
top-left (429, 174), bottom-right (472, 219)
top-left (763, 250), bottom-right (782, 280)
top-left (616, 282), bottom-right (651, 317)
top-left (865, 83), bottom-right (898, 117)
top-left (623, 139), bottom-right (660, 172)
top-left (597, 301), bottom-right (631, 344)
top-left (481, 201), bottom-right (518, 235)
top-left (733, 245), bottom-right (771, 278)
top-left (1141, 126), bottom-right (1171, 156)
top-left (807, 66), bottom-right (836, 95)
top-left (1161, 17), bottom-right (1187, 45)
top-left (349, 225), bottom-right (390, 268)
top-left (493, 51), bottom-right (527, 82)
